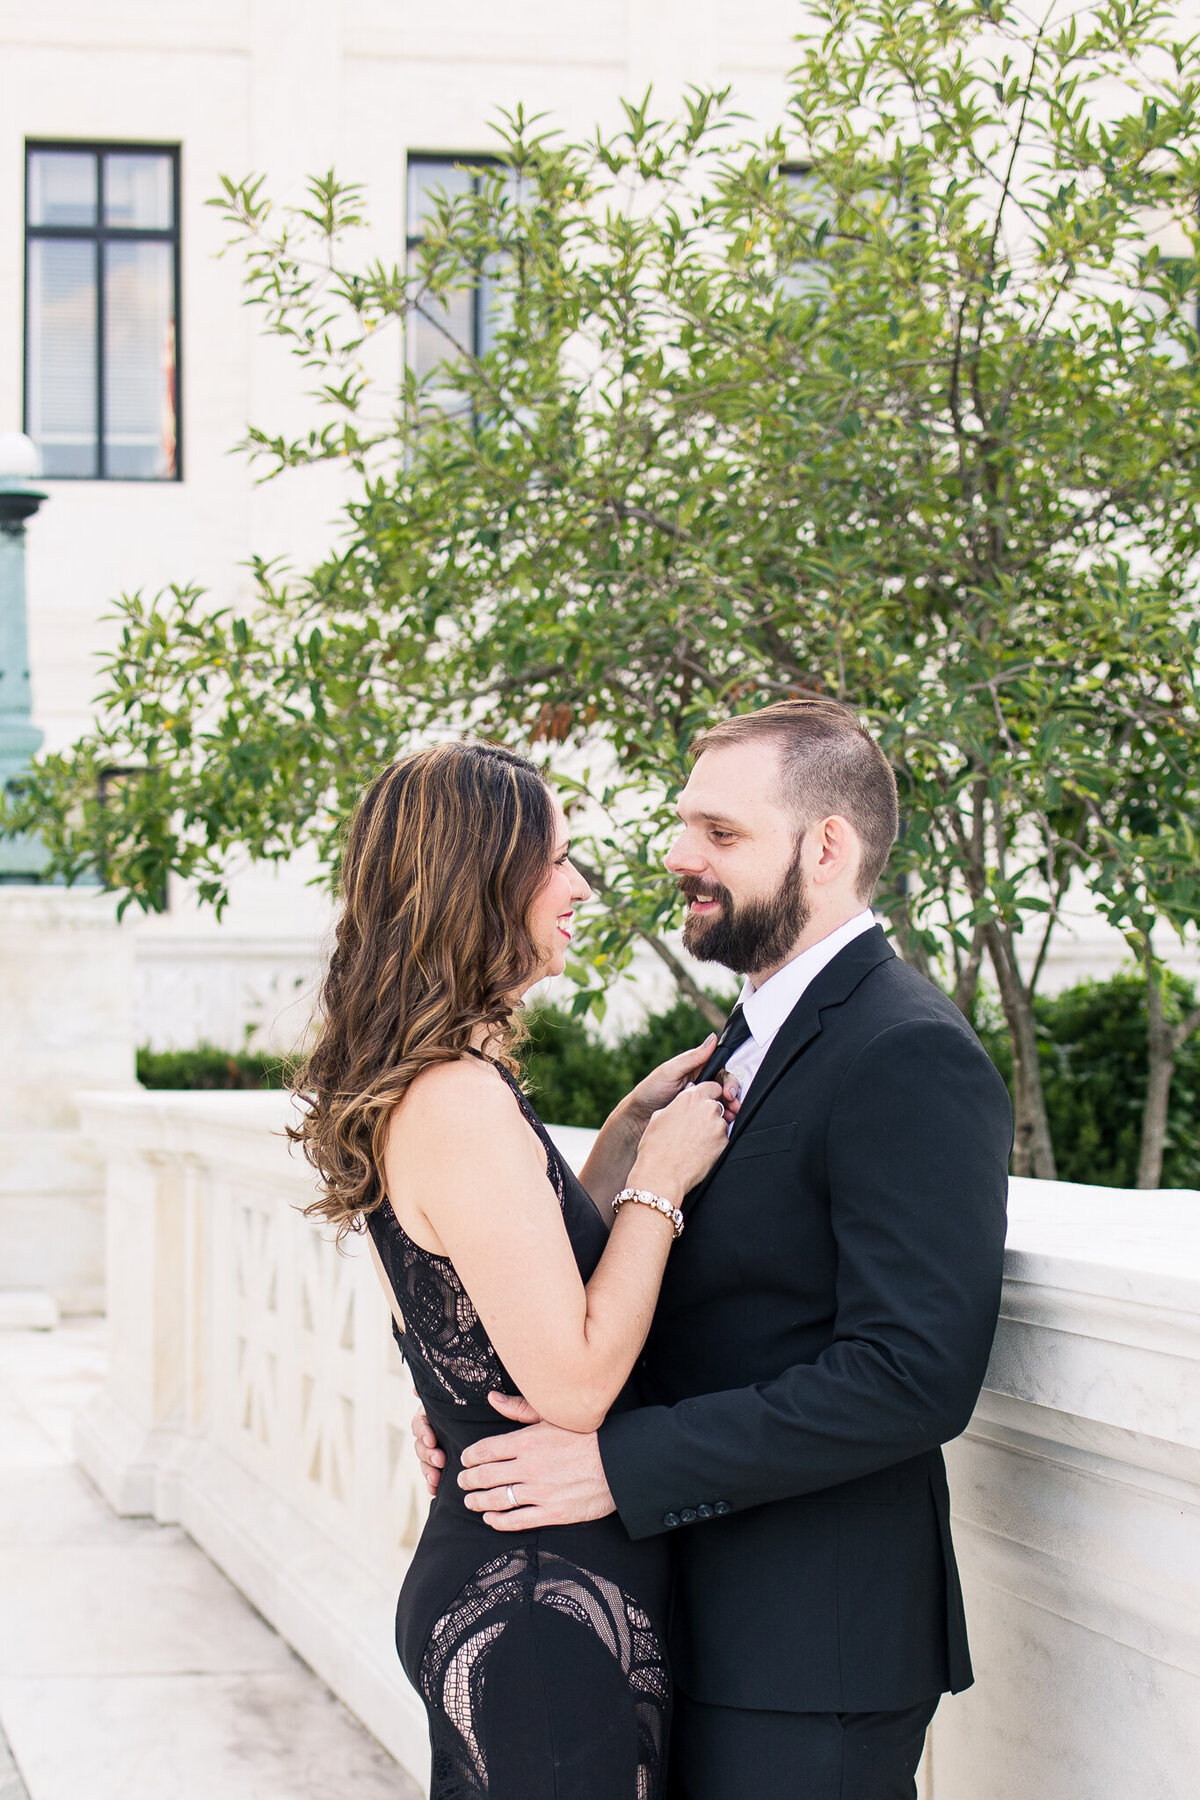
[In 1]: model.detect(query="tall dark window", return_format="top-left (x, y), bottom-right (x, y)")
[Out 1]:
top-left (406, 154), bottom-right (508, 395)
top-left (24, 143), bottom-right (181, 480)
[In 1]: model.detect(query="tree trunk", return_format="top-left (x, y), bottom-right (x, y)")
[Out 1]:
top-left (571, 857), bottom-right (727, 1032)
top-left (1137, 955), bottom-right (1174, 1190)
top-left (983, 922), bottom-right (1057, 1180)
top-left (952, 925), bottom-right (986, 1020)
top-left (1135, 942), bottom-right (1200, 1192)
top-left (890, 894), bottom-right (934, 982)
top-left (633, 925), bottom-right (727, 1031)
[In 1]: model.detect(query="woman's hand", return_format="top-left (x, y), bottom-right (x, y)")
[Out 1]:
top-left (629, 1080), bottom-right (730, 1201)
top-left (624, 1034), bottom-right (718, 1124)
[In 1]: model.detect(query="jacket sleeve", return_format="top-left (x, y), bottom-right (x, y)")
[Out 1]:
top-left (597, 1016), bottom-right (1012, 1540)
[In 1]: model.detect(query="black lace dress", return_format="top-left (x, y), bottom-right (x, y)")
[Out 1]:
top-left (366, 1054), bottom-right (672, 1800)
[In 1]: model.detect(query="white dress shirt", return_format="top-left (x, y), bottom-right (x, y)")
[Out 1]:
top-left (721, 910), bottom-right (878, 1120)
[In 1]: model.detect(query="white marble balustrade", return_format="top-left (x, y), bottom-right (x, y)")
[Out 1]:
top-left (74, 1090), bottom-right (436, 1785)
top-left (74, 1091), bottom-right (1200, 1798)
top-left (929, 1176), bottom-right (1200, 1798)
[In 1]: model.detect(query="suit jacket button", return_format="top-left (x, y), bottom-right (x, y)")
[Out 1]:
top-left (714, 1500), bottom-right (731, 1516)
top-left (663, 1511), bottom-right (680, 1528)
top-left (680, 1507), bottom-right (698, 1524)
top-left (696, 1504), bottom-right (714, 1520)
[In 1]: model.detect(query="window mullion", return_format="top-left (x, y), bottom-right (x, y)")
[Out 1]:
top-left (96, 152), bottom-right (106, 480)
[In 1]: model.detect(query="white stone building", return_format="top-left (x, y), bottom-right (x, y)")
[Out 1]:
top-left (3, 0), bottom-right (1198, 1058)
top-left (0, 0), bottom-right (808, 1055)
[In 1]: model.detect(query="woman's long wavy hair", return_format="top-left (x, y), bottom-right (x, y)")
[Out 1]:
top-left (291, 742), bottom-right (556, 1240)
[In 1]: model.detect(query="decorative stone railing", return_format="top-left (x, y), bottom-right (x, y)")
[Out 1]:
top-left (74, 1090), bottom-right (1200, 1798)
top-left (929, 1175), bottom-right (1200, 1798)
top-left (73, 1089), bottom-right (594, 1790)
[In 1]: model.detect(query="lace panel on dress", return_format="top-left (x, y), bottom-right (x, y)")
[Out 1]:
top-left (420, 1546), bottom-right (669, 1800)
top-left (367, 1059), bottom-right (569, 1409)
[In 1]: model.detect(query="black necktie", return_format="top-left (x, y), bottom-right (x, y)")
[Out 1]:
top-left (696, 1003), bottom-right (752, 1085)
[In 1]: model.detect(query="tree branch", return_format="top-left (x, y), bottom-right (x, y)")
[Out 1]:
top-left (572, 857), bottom-right (727, 1030)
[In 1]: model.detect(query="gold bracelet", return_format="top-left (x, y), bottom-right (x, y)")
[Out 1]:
top-left (612, 1187), bottom-right (685, 1239)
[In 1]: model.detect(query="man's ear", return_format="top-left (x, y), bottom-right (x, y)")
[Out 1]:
top-left (809, 815), bottom-right (860, 888)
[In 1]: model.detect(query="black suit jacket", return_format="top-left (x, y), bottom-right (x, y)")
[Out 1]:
top-left (598, 927), bottom-right (1012, 1713)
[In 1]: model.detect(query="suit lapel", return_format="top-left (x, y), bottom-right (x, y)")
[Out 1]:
top-left (687, 925), bottom-right (896, 1209)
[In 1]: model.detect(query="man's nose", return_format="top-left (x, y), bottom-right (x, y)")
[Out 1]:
top-left (665, 834), bottom-right (703, 875)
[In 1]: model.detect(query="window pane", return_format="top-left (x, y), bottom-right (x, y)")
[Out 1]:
top-left (407, 244), bottom-right (476, 382)
top-left (104, 240), bottom-right (177, 477)
top-left (780, 165), bottom-right (836, 302)
top-left (407, 158), bottom-right (474, 236)
top-left (27, 238), bottom-right (98, 477)
top-left (28, 150), bottom-right (97, 228)
top-left (478, 257), bottom-right (512, 359)
top-left (104, 153), bottom-right (174, 230)
top-left (478, 171), bottom-right (519, 357)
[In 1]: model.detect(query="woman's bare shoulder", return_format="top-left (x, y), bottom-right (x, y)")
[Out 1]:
top-left (389, 1055), bottom-right (526, 1146)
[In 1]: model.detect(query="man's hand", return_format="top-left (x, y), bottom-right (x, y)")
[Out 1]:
top-left (457, 1392), bottom-right (617, 1529)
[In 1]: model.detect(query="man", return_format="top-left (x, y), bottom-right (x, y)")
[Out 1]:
top-left (415, 699), bottom-right (1012, 1799)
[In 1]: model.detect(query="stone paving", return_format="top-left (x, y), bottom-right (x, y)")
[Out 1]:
top-left (0, 1319), bottom-right (421, 1800)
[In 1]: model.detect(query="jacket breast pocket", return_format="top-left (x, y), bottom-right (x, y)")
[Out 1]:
top-left (728, 1122), bottom-right (796, 1160)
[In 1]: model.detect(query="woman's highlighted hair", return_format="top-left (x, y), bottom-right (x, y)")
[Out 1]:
top-left (291, 742), bottom-right (554, 1239)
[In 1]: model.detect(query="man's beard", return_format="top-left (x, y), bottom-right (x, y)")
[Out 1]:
top-left (680, 843), bottom-right (810, 976)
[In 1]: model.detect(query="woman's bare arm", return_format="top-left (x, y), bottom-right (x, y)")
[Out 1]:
top-left (577, 1033), bottom-right (724, 1215)
top-left (383, 1057), bottom-right (726, 1433)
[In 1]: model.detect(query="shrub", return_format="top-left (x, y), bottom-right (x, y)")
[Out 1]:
top-left (520, 1007), bottom-right (629, 1128)
top-left (522, 994), bottom-right (733, 1128)
top-left (140, 973), bottom-right (1199, 1190)
top-left (136, 1044), bottom-right (290, 1090)
top-left (136, 996), bottom-right (734, 1124)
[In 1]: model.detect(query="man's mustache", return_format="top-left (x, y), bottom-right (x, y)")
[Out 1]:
top-left (676, 876), bottom-right (732, 909)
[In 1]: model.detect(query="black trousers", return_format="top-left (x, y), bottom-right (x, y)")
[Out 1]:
top-left (668, 1692), bottom-right (938, 1800)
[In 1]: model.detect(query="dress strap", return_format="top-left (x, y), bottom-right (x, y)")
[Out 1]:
top-left (464, 1047), bottom-right (566, 1205)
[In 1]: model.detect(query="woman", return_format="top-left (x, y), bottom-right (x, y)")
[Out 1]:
top-left (293, 742), bottom-right (729, 1799)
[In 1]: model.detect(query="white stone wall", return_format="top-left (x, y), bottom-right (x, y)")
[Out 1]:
top-left (73, 1090), bottom-right (1200, 1797)
top-left (73, 1087), bottom-right (436, 1782)
top-left (0, 5), bottom-right (796, 848)
top-left (0, 888), bottom-right (137, 1310)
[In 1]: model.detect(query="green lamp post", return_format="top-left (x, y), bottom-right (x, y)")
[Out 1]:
top-left (0, 430), bottom-right (52, 880)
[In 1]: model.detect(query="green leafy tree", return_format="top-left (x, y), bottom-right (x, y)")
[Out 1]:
top-left (1086, 754), bottom-right (1200, 1186)
top-left (979, 973), bottom-right (1200, 1189)
top-left (6, 0), bottom-right (1200, 1179)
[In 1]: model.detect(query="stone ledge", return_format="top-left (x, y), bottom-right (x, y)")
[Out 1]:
top-left (0, 1289), bottom-right (58, 1331)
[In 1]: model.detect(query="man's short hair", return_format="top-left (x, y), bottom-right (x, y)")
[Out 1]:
top-left (690, 699), bottom-right (900, 900)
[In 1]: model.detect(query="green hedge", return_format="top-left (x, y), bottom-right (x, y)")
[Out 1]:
top-left (138, 971), bottom-right (1200, 1188)
top-left (522, 994), bottom-right (731, 1128)
top-left (528, 976), bottom-right (1200, 1188)
top-left (977, 972), bottom-right (1200, 1189)
top-left (136, 997), bottom-right (728, 1122)
top-left (136, 1044), bottom-right (291, 1090)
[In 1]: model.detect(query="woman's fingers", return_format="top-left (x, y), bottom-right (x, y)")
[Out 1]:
top-left (487, 1390), bottom-right (542, 1425)
top-left (674, 1033), bottom-right (717, 1073)
top-left (411, 1406), bottom-right (445, 1495)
